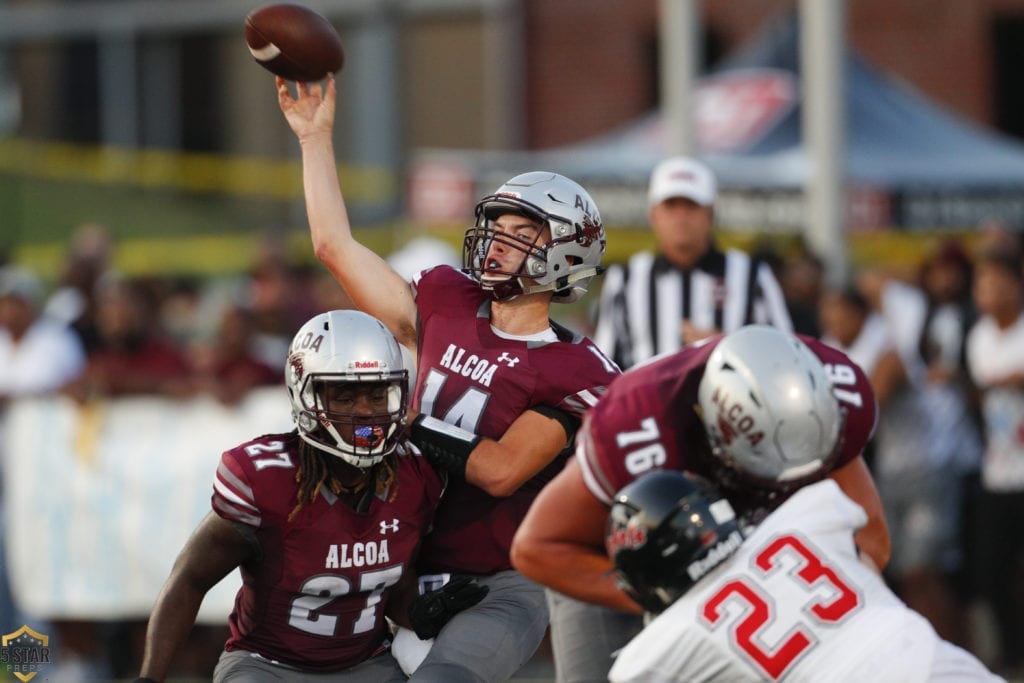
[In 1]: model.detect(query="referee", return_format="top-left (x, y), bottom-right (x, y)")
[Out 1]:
top-left (593, 156), bottom-right (792, 370)
top-left (548, 157), bottom-right (793, 682)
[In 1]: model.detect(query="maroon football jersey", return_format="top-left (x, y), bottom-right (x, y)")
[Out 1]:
top-left (411, 266), bottom-right (620, 573)
top-left (212, 432), bottom-right (444, 672)
top-left (577, 335), bottom-right (877, 511)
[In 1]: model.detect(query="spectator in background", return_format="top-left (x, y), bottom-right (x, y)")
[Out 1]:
top-left (244, 241), bottom-right (319, 372)
top-left (918, 241), bottom-right (978, 379)
top-left (818, 284), bottom-right (890, 375)
top-left (159, 276), bottom-right (205, 349)
top-left (43, 222), bottom-right (115, 352)
top-left (0, 266), bottom-right (86, 403)
top-left (965, 249), bottom-right (1024, 677)
top-left (309, 268), bottom-right (356, 313)
top-left (593, 156), bottom-right (792, 371)
top-left (975, 218), bottom-right (1021, 258)
top-left (781, 246), bottom-right (825, 337)
top-left (63, 276), bottom-right (193, 401)
top-left (849, 258), bottom-right (982, 647)
top-left (50, 275), bottom-right (194, 678)
top-left (0, 265), bottom-right (86, 636)
top-left (190, 302), bottom-right (282, 406)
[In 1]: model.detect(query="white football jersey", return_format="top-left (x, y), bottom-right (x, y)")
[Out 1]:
top-left (609, 480), bottom-right (1000, 683)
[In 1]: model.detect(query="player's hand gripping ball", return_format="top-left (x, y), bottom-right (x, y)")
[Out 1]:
top-left (244, 3), bottom-right (344, 82)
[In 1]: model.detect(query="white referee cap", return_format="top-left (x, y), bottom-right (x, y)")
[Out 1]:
top-left (648, 157), bottom-right (717, 207)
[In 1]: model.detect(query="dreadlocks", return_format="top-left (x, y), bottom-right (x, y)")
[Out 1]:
top-left (288, 438), bottom-right (399, 522)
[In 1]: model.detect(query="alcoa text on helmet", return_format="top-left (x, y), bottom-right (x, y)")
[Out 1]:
top-left (697, 325), bottom-right (843, 491)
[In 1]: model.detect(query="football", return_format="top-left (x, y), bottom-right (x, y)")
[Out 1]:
top-left (244, 3), bottom-right (344, 82)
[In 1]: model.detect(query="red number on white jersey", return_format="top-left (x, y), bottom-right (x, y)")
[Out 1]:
top-left (701, 533), bottom-right (862, 680)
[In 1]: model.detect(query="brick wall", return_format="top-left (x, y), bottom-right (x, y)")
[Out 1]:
top-left (521, 0), bottom-right (1024, 148)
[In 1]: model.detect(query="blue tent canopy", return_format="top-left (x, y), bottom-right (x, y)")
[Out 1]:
top-left (411, 15), bottom-right (1024, 228)
top-left (557, 14), bottom-right (1024, 190)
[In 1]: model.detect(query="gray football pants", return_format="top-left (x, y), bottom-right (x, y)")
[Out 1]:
top-left (409, 569), bottom-right (549, 683)
top-left (546, 589), bottom-right (644, 683)
top-left (212, 649), bottom-right (407, 682)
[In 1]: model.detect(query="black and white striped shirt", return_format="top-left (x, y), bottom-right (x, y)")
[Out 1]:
top-left (593, 246), bottom-right (793, 369)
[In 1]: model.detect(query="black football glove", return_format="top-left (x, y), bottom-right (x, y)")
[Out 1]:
top-left (408, 575), bottom-right (489, 640)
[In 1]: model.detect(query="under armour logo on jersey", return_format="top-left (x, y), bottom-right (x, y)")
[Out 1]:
top-left (380, 518), bottom-right (400, 535)
top-left (497, 352), bottom-right (520, 367)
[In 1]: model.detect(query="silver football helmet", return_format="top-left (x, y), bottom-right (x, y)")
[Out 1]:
top-left (462, 171), bottom-right (606, 303)
top-left (285, 310), bottom-right (408, 468)
top-left (697, 325), bottom-right (843, 491)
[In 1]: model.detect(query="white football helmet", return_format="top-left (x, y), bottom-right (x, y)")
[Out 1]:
top-left (285, 310), bottom-right (408, 468)
top-left (697, 325), bottom-right (843, 491)
top-left (462, 171), bottom-right (606, 303)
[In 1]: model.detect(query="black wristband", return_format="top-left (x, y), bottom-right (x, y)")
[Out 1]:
top-left (410, 415), bottom-right (482, 479)
top-left (529, 404), bottom-right (580, 442)
top-left (133, 678), bottom-right (160, 683)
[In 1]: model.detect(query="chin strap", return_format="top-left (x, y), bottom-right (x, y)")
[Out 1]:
top-left (520, 265), bottom-right (604, 301)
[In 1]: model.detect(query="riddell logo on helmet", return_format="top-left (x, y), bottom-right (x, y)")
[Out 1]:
top-left (353, 360), bottom-right (381, 369)
top-left (710, 387), bottom-right (764, 447)
top-left (686, 530), bottom-right (744, 583)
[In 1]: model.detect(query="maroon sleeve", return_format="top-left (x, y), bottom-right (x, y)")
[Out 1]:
top-left (211, 434), bottom-right (298, 529)
top-left (575, 346), bottom-right (711, 505)
top-left (535, 341), bottom-right (620, 421)
top-left (802, 336), bottom-right (878, 468)
top-left (212, 448), bottom-right (263, 528)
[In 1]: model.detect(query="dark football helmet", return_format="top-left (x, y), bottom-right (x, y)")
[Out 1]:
top-left (462, 171), bottom-right (605, 303)
top-left (285, 310), bottom-right (409, 468)
top-left (607, 470), bottom-right (748, 613)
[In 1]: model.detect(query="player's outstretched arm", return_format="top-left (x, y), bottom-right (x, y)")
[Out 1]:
top-left (137, 512), bottom-right (257, 682)
top-left (828, 456), bottom-right (892, 570)
top-left (276, 76), bottom-right (418, 349)
top-left (511, 459), bottom-right (642, 614)
top-left (412, 407), bottom-right (572, 498)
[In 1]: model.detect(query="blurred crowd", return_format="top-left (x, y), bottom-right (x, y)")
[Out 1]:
top-left (1, 219), bottom-right (1023, 678)
top-left (768, 220), bottom-right (1024, 673)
